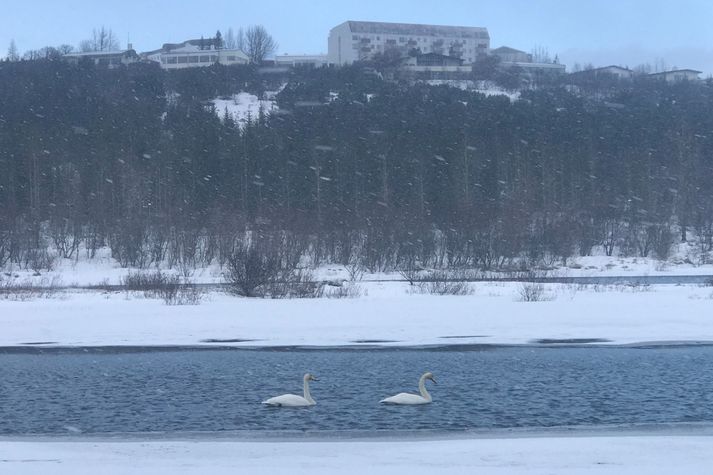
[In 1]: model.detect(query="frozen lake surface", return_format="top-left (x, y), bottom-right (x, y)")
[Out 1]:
top-left (2, 346), bottom-right (713, 435)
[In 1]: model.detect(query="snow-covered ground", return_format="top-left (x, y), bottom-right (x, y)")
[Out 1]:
top-left (211, 92), bottom-right (277, 127)
top-left (2, 243), bottom-right (713, 288)
top-left (425, 79), bottom-right (522, 101)
top-left (1, 281), bottom-right (712, 347)
top-left (1, 242), bottom-right (712, 347)
top-left (1, 433), bottom-right (711, 474)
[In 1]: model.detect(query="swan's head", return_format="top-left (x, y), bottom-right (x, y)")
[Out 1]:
top-left (304, 373), bottom-right (318, 382)
top-left (423, 372), bottom-right (437, 384)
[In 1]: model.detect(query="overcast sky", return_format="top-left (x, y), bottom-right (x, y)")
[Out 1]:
top-left (3, 0), bottom-right (712, 75)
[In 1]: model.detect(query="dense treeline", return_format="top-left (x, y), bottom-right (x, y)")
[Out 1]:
top-left (1, 59), bottom-right (713, 273)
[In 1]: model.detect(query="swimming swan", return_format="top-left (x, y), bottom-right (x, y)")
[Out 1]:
top-left (380, 372), bottom-right (436, 405)
top-left (262, 373), bottom-right (318, 407)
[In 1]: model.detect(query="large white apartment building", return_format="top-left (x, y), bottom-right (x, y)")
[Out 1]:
top-left (328, 21), bottom-right (489, 66)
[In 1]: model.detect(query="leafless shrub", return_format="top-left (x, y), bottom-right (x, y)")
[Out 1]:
top-left (344, 258), bottom-right (366, 282)
top-left (23, 248), bottom-right (56, 274)
top-left (0, 276), bottom-right (63, 300)
top-left (225, 244), bottom-right (281, 297)
top-left (120, 270), bottom-right (203, 304)
top-left (517, 282), bottom-right (555, 302)
top-left (122, 270), bottom-right (172, 293)
top-left (397, 258), bottom-right (421, 285)
top-left (162, 282), bottom-right (205, 306)
top-left (325, 282), bottom-right (365, 299)
top-left (414, 271), bottom-right (473, 296)
top-left (269, 269), bottom-right (325, 299)
top-left (623, 281), bottom-right (651, 292)
top-left (90, 278), bottom-right (114, 292)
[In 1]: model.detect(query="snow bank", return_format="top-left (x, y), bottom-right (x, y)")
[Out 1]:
top-left (1, 434), bottom-right (711, 474)
top-left (1, 282), bottom-right (712, 347)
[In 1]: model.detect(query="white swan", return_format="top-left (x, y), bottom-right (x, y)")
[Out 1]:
top-left (380, 372), bottom-right (436, 405)
top-left (262, 373), bottom-right (318, 407)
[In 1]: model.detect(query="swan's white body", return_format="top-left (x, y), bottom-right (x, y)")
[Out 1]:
top-left (262, 373), bottom-right (317, 407)
top-left (380, 372), bottom-right (436, 405)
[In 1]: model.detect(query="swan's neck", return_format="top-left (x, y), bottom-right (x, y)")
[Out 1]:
top-left (303, 379), bottom-right (314, 404)
top-left (418, 375), bottom-right (432, 401)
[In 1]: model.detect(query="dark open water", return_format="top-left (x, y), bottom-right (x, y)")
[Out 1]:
top-left (1, 346), bottom-right (712, 435)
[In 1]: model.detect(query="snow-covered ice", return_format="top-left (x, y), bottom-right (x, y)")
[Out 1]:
top-left (1, 434), bottom-right (711, 474)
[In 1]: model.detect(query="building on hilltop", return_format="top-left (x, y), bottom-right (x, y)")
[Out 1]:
top-left (398, 52), bottom-right (471, 80)
top-left (491, 46), bottom-right (532, 63)
top-left (648, 69), bottom-right (702, 83)
top-left (328, 20), bottom-right (489, 66)
top-left (569, 65), bottom-right (635, 80)
top-left (403, 52), bottom-right (464, 67)
top-left (62, 48), bottom-right (138, 68)
top-left (274, 54), bottom-right (329, 68)
top-left (491, 45), bottom-right (566, 77)
top-left (143, 38), bottom-right (248, 69)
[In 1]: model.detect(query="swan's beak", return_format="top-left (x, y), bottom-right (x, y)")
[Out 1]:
top-left (430, 377), bottom-right (437, 384)
top-left (311, 376), bottom-right (319, 381)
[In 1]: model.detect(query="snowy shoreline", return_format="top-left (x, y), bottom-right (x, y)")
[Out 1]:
top-left (5, 421), bottom-right (713, 442)
top-left (1, 432), bottom-right (712, 474)
top-left (2, 280), bottom-right (713, 348)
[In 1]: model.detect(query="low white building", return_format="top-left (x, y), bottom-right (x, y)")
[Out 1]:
top-left (328, 20), bottom-right (489, 66)
top-left (63, 49), bottom-right (138, 68)
top-left (143, 38), bottom-right (248, 69)
top-left (491, 46), bottom-right (532, 63)
top-left (274, 54), bottom-right (328, 68)
top-left (570, 65), bottom-right (635, 80)
top-left (648, 69), bottom-right (702, 83)
top-left (491, 46), bottom-right (565, 76)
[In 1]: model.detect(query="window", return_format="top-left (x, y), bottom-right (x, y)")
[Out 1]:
top-left (210, 55), bottom-right (218, 62)
top-left (189, 56), bottom-right (199, 63)
top-left (177, 56), bottom-right (187, 63)
top-left (227, 55), bottom-right (236, 62)
top-left (167, 56), bottom-right (177, 64)
top-left (200, 55), bottom-right (210, 62)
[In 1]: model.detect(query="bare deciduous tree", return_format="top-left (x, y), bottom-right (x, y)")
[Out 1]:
top-left (79, 26), bottom-right (119, 52)
top-left (224, 27), bottom-right (247, 52)
top-left (224, 28), bottom-right (236, 49)
top-left (57, 44), bottom-right (75, 55)
top-left (530, 44), bottom-right (552, 63)
top-left (7, 39), bottom-right (19, 61)
top-left (244, 25), bottom-right (277, 63)
top-left (236, 27), bottom-right (246, 52)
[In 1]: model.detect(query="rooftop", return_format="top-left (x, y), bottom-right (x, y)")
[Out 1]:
top-left (339, 21), bottom-right (489, 40)
top-left (649, 69), bottom-right (702, 76)
top-left (491, 46), bottom-right (528, 55)
top-left (63, 50), bottom-right (133, 57)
